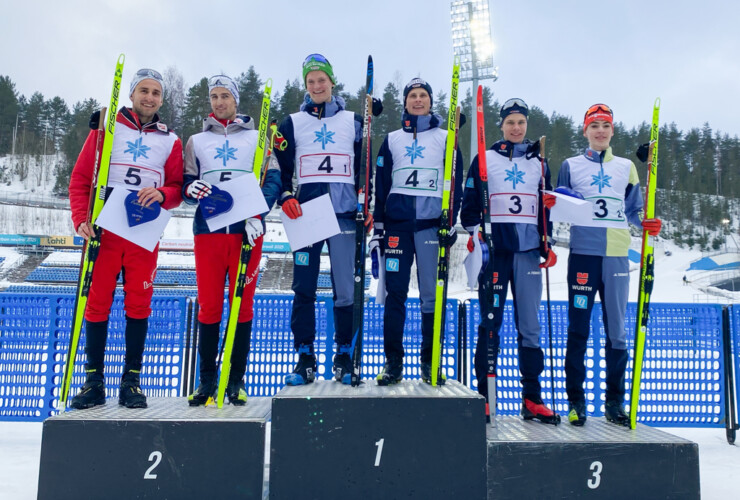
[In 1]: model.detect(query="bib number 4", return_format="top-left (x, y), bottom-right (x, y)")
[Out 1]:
top-left (299, 153), bottom-right (352, 179)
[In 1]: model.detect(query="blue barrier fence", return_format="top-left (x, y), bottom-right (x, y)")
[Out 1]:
top-left (0, 289), bottom-right (736, 426)
top-left (0, 294), bottom-right (186, 422)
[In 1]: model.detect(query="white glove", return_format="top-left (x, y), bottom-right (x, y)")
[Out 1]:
top-left (245, 217), bottom-right (264, 246)
top-left (187, 180), bottom-right (212, 200)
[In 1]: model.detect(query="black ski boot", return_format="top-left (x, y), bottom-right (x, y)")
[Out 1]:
top-left (119, 370), bottom-right (147, 408)
top-left (226, 378), bottom-right (248, 406)
top-left (376, 357), bottom-right (403, 386)
top-left (521, 396), bottom-right (561, 425)
top-left (70, 371), bottom-right (106, 410)
top-left (568, 400), bottom-right (587, 426)
top-left (605, 400), bottom-right (630, 427)
top-left (420, 361), bottom-right (446, 385)
top-left (285, 345), bottom-right (317, 386)
top-left (332, 344), bottom-right (353, 385)
top-left (188, 375), bottom-right (216, 406)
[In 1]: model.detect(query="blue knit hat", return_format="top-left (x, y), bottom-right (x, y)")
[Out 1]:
top-left (499, 98), bottom-right (529, 123)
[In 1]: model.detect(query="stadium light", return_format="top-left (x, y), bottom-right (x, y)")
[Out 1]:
top-left (451, 0), bottom-right (498, 164)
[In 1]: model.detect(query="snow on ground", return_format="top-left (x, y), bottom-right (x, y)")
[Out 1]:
top-left (0, 422), bottom-right (737, 500)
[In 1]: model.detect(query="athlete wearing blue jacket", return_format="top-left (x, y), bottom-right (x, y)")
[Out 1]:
top-left (548, 103), bottom-right (662, 427)
top-left (372, 78), bottom-right (463, 386)
top-left (461, 98), bottom-right (559, 424)
top-left (274, 54), bottom-right (374, 386)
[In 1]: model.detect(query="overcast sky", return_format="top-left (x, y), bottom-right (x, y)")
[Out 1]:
top-left (2, 0), bottom-right (738, 136)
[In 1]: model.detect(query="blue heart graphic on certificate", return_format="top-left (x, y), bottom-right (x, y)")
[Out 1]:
top-left (125, 191), bottom-right (161, 227)
top-left (200, 185), bottom-right (234, 219)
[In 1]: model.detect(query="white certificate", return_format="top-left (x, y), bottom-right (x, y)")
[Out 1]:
top-left (544, 190), bottom-right (592, 225)
top-left (463, 225), bottom-right (482, 290)
top-left (205, 174), bottom-right (269, 232)
top-left (280, 194), bottom-right (341, 251)
top-left (95, 188), bottom-right (172, 252)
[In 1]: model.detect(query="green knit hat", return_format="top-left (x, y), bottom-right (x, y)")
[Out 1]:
top-left (302, 53), bottom-right (336, 85)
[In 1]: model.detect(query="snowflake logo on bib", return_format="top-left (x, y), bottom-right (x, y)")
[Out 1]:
top-left (504, 163), bottom-right (525, 190)
top-left (590, 167), bottom-right (612, 193)
top-left (313, 123), bottom-right (336, 150)
top-left (404, 139), bottom-right (425, 164)
top-left (214, 140), bottom-right (238, 167)
top-left (124, 138), bottom-right (150, 162)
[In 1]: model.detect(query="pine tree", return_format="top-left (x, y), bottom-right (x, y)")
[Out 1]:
top-left (276, 78), bottom-right (305, 119)
top-left (236, 66), bottom-right (264, 122)
top-left (56, 98), bottom-right (100, 195)
top-left (181, 78), bottom-right (211, 145)
top-left (0, 76), bottom-right (19, 155)
top-left (159, 66), bottom-right (185, 133)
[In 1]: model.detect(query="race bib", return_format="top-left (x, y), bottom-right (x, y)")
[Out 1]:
top-left (108, 164), bottom-right (163, 190)
top-left (390, 167), bottom-right (442, 198)
top-left (201, 168), bottom-right (250, 185)
top-left (298, 153), bottom-right (353, 183)
top-left (586, 196), bottom-right (627, 227)
top-left (490, 192), bottom-right (537, 224)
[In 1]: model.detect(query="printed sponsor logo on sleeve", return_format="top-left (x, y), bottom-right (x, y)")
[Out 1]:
top-left (574, 294), bottom-right (588, 309)
top-left (386, 258), bottom-right (400, 272)
top-left (295, 252), bottom-right (309, 266)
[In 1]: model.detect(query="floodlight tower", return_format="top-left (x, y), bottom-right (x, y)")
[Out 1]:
top-left (451, 0), bottom-right (498, 161)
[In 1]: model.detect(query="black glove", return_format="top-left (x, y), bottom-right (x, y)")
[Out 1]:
top-left (636, 142), bottom-right (650, 163)
top-left (89, 110), bottom-right (101, 130)
top-left (372, 97), bottom-right (383, 117)
top-left (458, 112), bottom-right (467, 129)
top-left (525, 139), bottom-right (541, 159)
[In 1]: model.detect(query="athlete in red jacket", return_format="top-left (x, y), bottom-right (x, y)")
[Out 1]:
top-left (68, 68), bottom-right (183, 410)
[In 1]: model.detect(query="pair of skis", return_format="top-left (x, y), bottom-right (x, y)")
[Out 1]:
top-left (58, 54), bottom-right (125, 408)
top-left (630, 98), bottom-right (661, 428)
top-left (473, 85), bottom-right (497, 411)
top-left (430, 57), bottom-right (461, 386)
top-left (350, 56), bottom-right (374, 386)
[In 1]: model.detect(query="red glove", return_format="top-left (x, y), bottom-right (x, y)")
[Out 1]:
top-left (543, 193), bottom-right (556, 209)
top-left (539, 248), bottom-right (557, 269)
top-left (282, 197), bottom-right (303, 219)
top-left (642, 218), bottom-right (661, 236)
top-left (467, 235), bottom-right (475, 252)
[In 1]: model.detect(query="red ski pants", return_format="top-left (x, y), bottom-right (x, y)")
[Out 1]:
top-left (85, 230), bottom-right (158, 322)
top-left (194, 233), bottom-right (263, 324)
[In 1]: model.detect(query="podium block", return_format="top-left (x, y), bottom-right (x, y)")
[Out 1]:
top-left (487, 416), bottom-right (700, 499)
top-left (38, 397), bottom-right (271, 500)
top-left (269, 380), bottom-right (486, 499)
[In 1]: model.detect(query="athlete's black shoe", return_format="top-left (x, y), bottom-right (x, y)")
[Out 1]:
top-left (118, 371), bottom-right (147, 409)
top-left (226, 379), bottom-right (248, 406)
top-left (70, 371), bottom-right (106, 410)
top-left (420, 361), bottom-right (446, 385)
top-left (605, 400), bottom-right (630, 427)
top-left (285, 345), bottom-right (317, 386)
top-left (568, 400), bottom-right (587, 426)
top-left (376, 357), bottom-right (403, 386)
